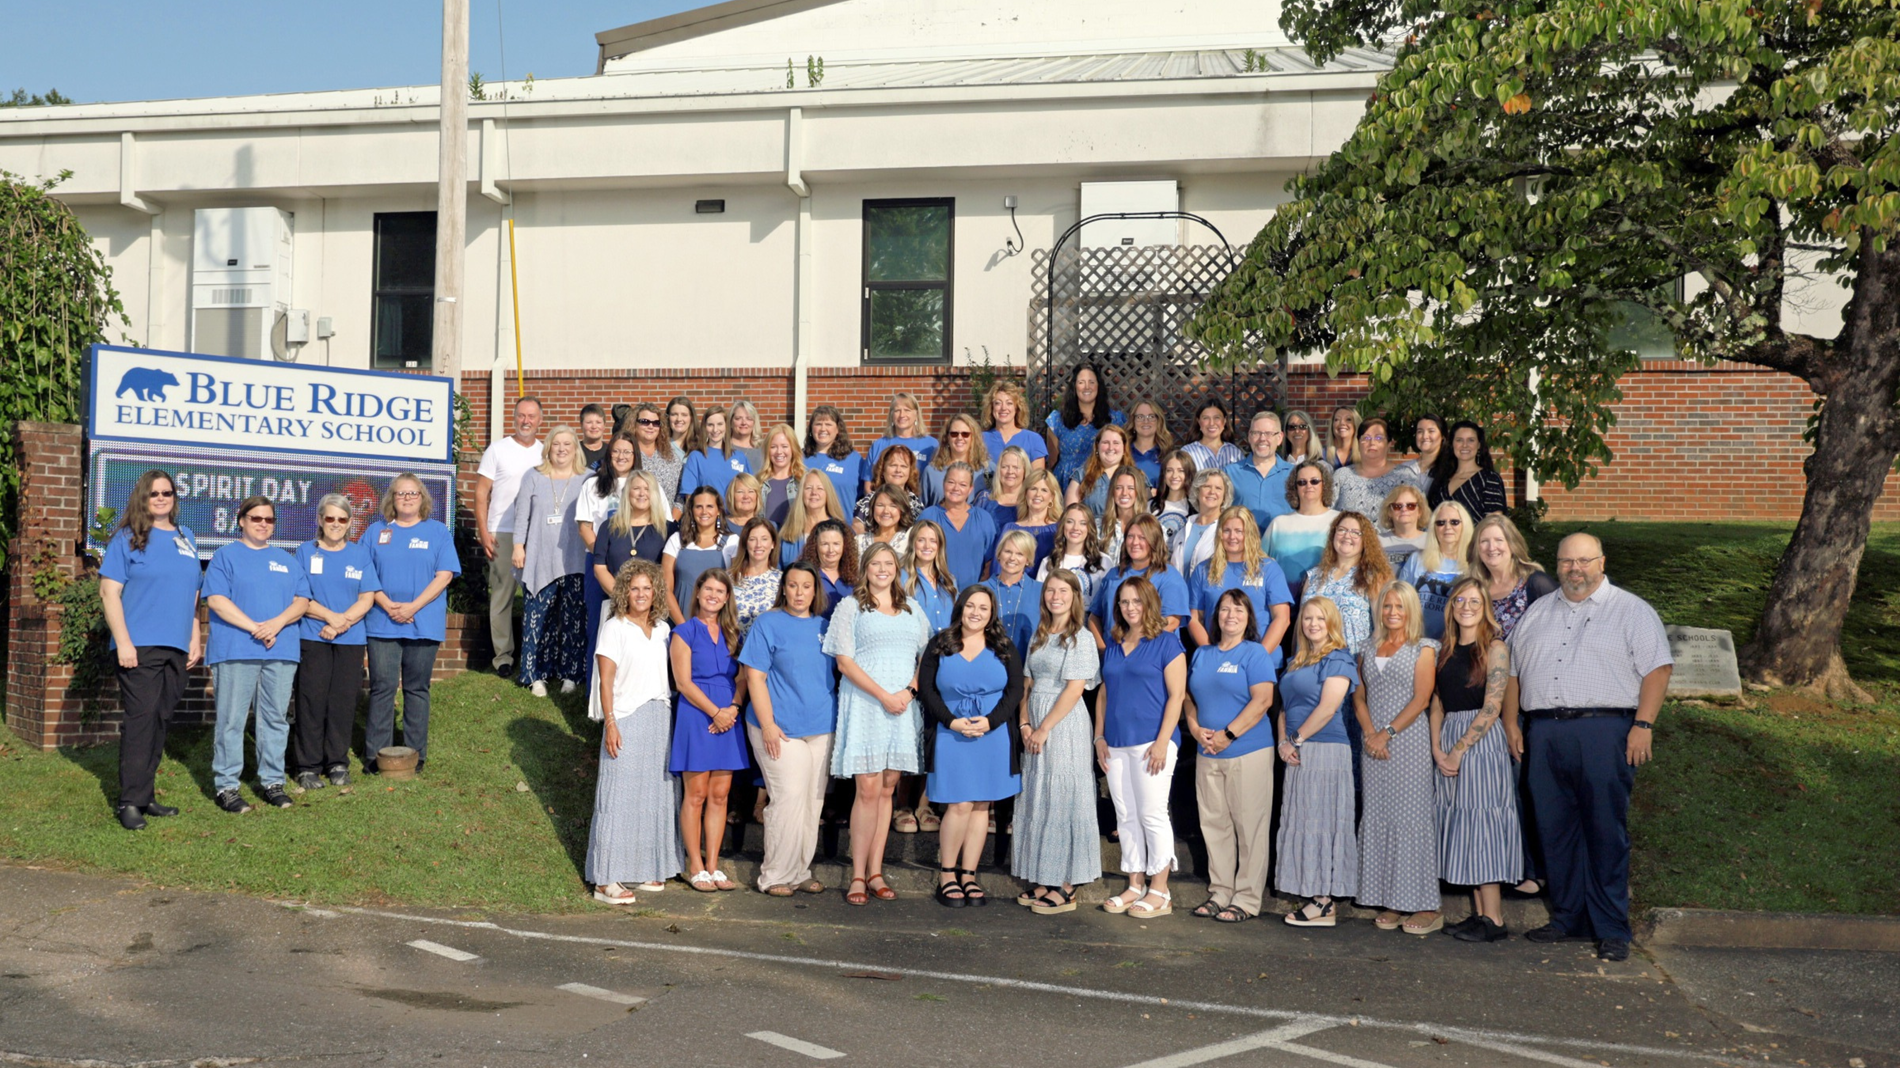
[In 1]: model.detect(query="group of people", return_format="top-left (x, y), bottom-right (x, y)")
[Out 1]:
top-left (97, 365), bottom-right (1672, 961)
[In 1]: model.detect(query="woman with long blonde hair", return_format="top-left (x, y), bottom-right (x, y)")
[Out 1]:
top-left (1011, 569), bottom-right (1102, 914)
top-left (512, 425), bottom-right (591, 696)
top-left (585, 559), bottom-right (681, 905)
top-left (923, 412), bottom-right (992, 506)
top-left (758, 423), bottom-right (806, 527)
top-left (1399, 500), bottom-right (1473, 641)
top-left (1187, 506), bottom-right (1293, 656)
top-left (981, 379), bottom-right (1048, 470)
top-left (1275, 597), bottom-right (1362, 927)
top-left (1352, 580), bottom-right (1442, 934)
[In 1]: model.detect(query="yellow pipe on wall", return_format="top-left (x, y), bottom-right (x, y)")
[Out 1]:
top-left (508, 217), bottom-right (524, 397)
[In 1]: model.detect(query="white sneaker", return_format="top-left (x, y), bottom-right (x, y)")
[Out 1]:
top-left (559, 679), bottom-right (577, 695)
top-left (530, 680), bottom-right (548, 697)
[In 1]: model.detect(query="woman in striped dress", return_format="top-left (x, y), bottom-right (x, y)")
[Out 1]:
top-left (1276, 596), bottom-right (1361, 927)
top-left (1431, 576), bottom-right (1521, 942)
top-left (1352, 581), bottom-right (1441, 934)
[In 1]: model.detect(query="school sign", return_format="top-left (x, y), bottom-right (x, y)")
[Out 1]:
top-left (85, 345), bottom-right (458, 555)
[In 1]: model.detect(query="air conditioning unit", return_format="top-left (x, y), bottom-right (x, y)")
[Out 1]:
top-left (191, 207), bottom-right (294, 361)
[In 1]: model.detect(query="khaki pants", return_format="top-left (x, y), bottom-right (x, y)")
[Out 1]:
top-left (747, 724), bottom-right (834, 891)
top-left (486, 531), bottom-right (517, 669)
top-left (1195, 745), bottom-right (1275, 914)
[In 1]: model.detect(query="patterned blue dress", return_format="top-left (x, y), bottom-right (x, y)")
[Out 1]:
top-left (826, 598), bottom-right (933, 776)
top-left (1046, 408), bottom-right (1125, 489)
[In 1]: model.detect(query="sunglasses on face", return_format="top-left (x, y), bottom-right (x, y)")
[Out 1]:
top-left (948, 431), bottom-right (972, 439)
top-left (1295, 478), bottom-right (1324, 487)
top-left (246, 515), bottom-right (277, 525)
top-left (1286, 423), bottom-right (1308, 431)
top-left (636, 418), bottom-right (661, 427)
top-left (320, 516), bottom-right (351, 525)
top-left (1434, 519), bottom-right (1462, 527)
top-left (149, 489), bottom-right (176, 499)
top-left (1391, 501), bottom-right (1419, 512)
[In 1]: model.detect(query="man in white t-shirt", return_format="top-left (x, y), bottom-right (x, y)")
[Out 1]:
top-left (475, 396), bottom-right (544, 675)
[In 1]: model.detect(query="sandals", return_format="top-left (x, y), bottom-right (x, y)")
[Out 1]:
top-left (935, 868), bottom-right (967, 909)
top-left (710, 869), bottom-right (736, 891)
top-left (1030, 887), bottom-right (1077, 915)
top-left (1126, 889), bottom-right (1172, 918)
top-left (592, 883), bottom-right (638, 905)
top-left (1213, 904), bottom-right (1254, 924)
top-left (845, 877), bottom-right (870, 906)
top-left (796, 879), bottom-right (825, 895)
top-left (1403, 912), bottom-right (1445, 936)
top-left (1374, 911), bottom-right (1404, 931)
top-left (636, 881), bottom-right (666, 893)
top-left (866, 872), bottom-right (898, 901)
top-left (1190, 898), bottom-right (1221, 919)
top-left (688, 870), bottom-right (718, 893)
top-left (1284, 898), bottom-right (1337, 927)
top-left (893, 810), bottom-right (920, 834)
top-left (1017, 884), bottom-right (1050, 908)
top-left (916, 808), bottom-right (942, 833)
top-left (958, 867), bottom-right (988, 908)
top-left (765, 884), bottom-right (797, 898)
top-left (1101, 886), bottom-right (1145, 914)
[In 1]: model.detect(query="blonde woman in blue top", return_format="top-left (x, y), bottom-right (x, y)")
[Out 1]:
top-left (980, 379), bottom-right (1048, 471)
top-left (1096, 574), bottom-right (1187, 918)
top-left (292, 494), bottom-right (381, 791)
top-left (677, 408), bottom-right (751, 504)
top-left (1398, 500), bottom-right (1474, 641)
top-left (1184, 590), bottom-right (1279, 922)
top-left (99, 470), bottom-right (203, 830)
top-left (779, 469), bottom-right (848, 567)
top-left (865, 392), bottom-right (938, 483)
top-left (204, 495), bottom-right (312, 813)
top-left (1277, 596), bottom-right (1362, 927)
top-left (362, 474), bottom-right (462, 774)
top-left (740, 564), bottom-right (838, 896)
top-left (1187, 507), bottom-right (1293, 661)
top-left (997, 468), bottom-right (1062, 576)
top-left (904, 520), bottom-right (959, 632)
top-left (980, 530), bottom-right (1043, 656)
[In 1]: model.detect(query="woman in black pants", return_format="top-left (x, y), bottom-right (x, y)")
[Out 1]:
top-left (291, 494), bottom-right (382, 789)
top-left (98, 470), bottom-right (204, 830)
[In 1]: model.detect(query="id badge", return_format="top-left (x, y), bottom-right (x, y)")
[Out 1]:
top-left (309, 556), bottom-right (324, 575)
top-left (174, 535), bottom-right (195, 557)
top-left (378, 528), bottom-right (393, 545)
top-left (547, 513), bottom-right (562, 525)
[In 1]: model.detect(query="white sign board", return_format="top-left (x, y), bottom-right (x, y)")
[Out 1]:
top-left (87, 345), bottom-right (455, 466)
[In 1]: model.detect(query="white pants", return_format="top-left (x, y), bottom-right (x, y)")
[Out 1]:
top-left (1105, 741), bottom-right (1179, 877)
top-left (747, 724), bottom-right (834, 891)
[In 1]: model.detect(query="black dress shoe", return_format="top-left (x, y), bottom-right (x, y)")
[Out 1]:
top-left (1524, 922), bottom-right (1589, 943)
top-left (1451, 916), bottom-right (1509, 943)
top-left (141, 802), bottom-right (179, 817)
top-left (1444, 914), bottom-right (1484, 937)
top-left (1597, 939), bottom-right (1630, 962)
top-left (117, 805), bottom-right (147, 831)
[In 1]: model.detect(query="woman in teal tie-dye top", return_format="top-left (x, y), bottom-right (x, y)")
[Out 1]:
top-left (1265, 461), bottom-right (1341, 600)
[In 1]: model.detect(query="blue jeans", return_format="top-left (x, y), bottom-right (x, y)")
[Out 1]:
top-left (367, 638), bottom-right (441, 761)
top-left (212, 659), bottom-right (297, 792)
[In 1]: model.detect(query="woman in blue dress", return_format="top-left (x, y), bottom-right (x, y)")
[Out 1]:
top-left (662, 487), bottom-right (739, 625)
top-left (670, 568), bottom-right (750, 892)
top-left (676, 408), bottom-right (751, 505)
top-left (920, 586), bottom-right (1025, 907)
top-left (1045, 363), bottom-right (1124, 489)
top-left (826, 542), bottom-right (934, 905)
top-left (1276, 596), bottom-right (1363, 928)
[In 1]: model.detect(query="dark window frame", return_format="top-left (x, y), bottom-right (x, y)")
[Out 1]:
top-left (860, 197), bottom-right (954, 365)
top-left (370, 211), bottom-right (437, 370)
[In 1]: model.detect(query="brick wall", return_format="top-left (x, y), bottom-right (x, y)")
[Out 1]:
top-left (462, 362), bottom-right (1898, 522)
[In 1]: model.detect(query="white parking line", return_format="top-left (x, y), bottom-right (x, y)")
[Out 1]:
top-left (1438, 1032), bottom-right (1616, 1068)
top-left (1269, 1043), bottom-right (1400, 1068)
top-left (746, 1031), bottom-right (845, 1059)
top-left (557, 982), bottom-right (646, 1007)
top-left (1120, 1019), bottom-right (1338, 1068)
top-left (407, 939), bottom-right (479, 962)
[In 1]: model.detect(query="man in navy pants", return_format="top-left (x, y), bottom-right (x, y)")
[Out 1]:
top-left (1505, 533), bottom-right (1673, 962)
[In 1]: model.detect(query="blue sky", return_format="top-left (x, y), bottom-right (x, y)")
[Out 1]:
top-left (1, 0), bottom-right (705, 104)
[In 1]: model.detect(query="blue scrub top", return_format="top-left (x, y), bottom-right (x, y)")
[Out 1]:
top-left (679, 448), bottom-right (751, 501)
top-left (1280, 649), bottom-right (1360, 744)
top-left (99, 525), bottom-right (203, 652)
top-left (295, 539), bottom-right (382, 645)
top-left (920, 463), bottom-right (992, 508)
top-left (980, 574), bottom-right (1043, 659)
top-left (362, 518), bottom-right (462, 642)
top-left (1130, 446), bottom-right (1162, 489)
top-left (997, 521), bottom-right (1058, 577)
top-left (1188, 641), bottom-right (1277, 758)
top-left (204, 542), bottom-right (311, 663)
top-left (738, 610), bottom-right (837, 737)
top-left (1100, 631), bottom-right (1185, 748)
top-left (982, 428), bottom-right (1049, 466)
top-left (867, 435), bottom-right (939, 475)
top-left (817, 572), bottom-right (852, 624)
top-left (1189, 557), bottom-right (1294, 670)
top-left (806, 451), bottom-right (866, 514)
top-left (918, 504), bottom-right (998, 591)
top-left (1090, 564), bottom-right (1191, 630)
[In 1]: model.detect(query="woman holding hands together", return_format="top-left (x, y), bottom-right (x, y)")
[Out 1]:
top-left (670, 569), bottom-right (750, 892)
top-left (1096, 575), bottom-right (1188, 919)
top-left (1432, 576), bottom-right (1522, 943)
top-left (1011, 570), bottom-right (1102, 914)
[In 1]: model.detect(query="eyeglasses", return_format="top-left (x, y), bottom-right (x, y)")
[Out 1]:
top-left (245, 515), bottom-right (277, 526)
top-left (149, 489), bottom-right (176, 499)
top-left (1295, 478), bottom-right (1324, 487)
top-left (636, 418), bottom-right (661, 427)
top-left (1434, 518), bottom-right (1463, 527)
top-left (394, 491), bottom-right (421, 499)
top-left (1285, 423), bottom-right (1308, 432)
top-left (1133, 412), bottom-right (1159, 421)
top-left (948, 431), bottom-right (972, 439)
top-left (320, 516), bottom-right (351, 525)
top-left (1361, 434), bottom-right (1388, 444)
top-left (1390, 501), bottom-right (1419, 512)
top-left (1451, 595), bottom-right (1485, 606)
top-left (1557, 556), bottom-right (1603, 568)
top-left (1334, 529), bottom-right (1364, 540)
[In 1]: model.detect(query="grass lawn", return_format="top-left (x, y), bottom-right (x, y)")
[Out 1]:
top-left (0, 521), bottom-right (1895, 916)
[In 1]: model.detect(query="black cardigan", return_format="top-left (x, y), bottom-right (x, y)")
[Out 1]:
top-left (917, 641), bottom-right (1027, 776)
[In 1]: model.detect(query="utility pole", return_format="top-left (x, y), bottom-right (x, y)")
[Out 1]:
top-left (431, 0), bottom-right (468, 382)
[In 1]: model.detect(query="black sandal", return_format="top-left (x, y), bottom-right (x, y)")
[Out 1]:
top-left (958, 867), bottom-right (989, 907)
top-left (934, 867), bottom-right (967, 909)
top-left (1030, 886), bottom-right (1076, 915)
top-left (1213, 904), bottom-right (1255, 924)
top-left (1190, 898), bottom-right (1221, 918)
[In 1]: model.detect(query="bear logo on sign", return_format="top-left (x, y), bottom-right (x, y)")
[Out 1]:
top-left (116, 367), bottom-right (180, 403)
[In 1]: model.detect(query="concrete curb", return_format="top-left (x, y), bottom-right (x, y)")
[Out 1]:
top-left (1643, 907), bottom-right (1900, 952)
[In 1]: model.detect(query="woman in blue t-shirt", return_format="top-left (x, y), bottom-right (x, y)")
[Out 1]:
top-left (677, 408), bottom-right (751, 505)
top-left (205, 495), bottom-right (312, 814)
top-left (865, 392), bottom-right (938, 487)
top-left (1275, 596), bottom-right (1363, 928)
top-left (291, 494), bottom-right (381, 791)
top-left (1095, 574), bottom-right (1187, 920)
top-left (1184, 591), bottom-right (1279, 923)
top-left (98, 470), bottom-right (204, 831)
top-left (803, 404), bottom-right (866, 515)
top-left (362, 473), bottom-right (463, 774)
top-left (738, 564), bottom-right (838, 896)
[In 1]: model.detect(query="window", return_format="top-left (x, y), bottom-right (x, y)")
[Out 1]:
top-left (861, 199), bottom-right (953, 363)
top-left (371, 212), bottom-right (436, 369)
top-left (1607, 278), bottom-right (1685, 360)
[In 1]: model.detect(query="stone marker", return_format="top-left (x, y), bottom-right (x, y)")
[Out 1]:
top-left (1664, 625), bottom-right (1743, 698)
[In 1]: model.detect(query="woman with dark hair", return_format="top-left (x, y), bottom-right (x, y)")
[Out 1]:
top-left (1012, 570), bottom-right (1101, 914)
top-left (1088, 513), bottom-right (1191, 643)
top-left (662, 486), bottom-right (739, 626)
top-left (677, 409), bottom-right (751, 504)
top-left (99, 470), bottom-right (204, 830)
top-left (804, 404), bottom-right (866, 512)
top-left (798, 518), bottom-right (859, 624)
top-left (1399, 414), bottom-right (1447, 497)
top-left (857, 485), bottom-right (914, 559)
top-left (1045, 363), bottom-right (1124, 489)
top-left (827, 542), bottom-right (934, 905)
top-left (739, 563), bottom-right (837, 896)
top-left (665, 396), bottom-right (696, 455)
top-left (578, 433), bottom-right (639, 679)
top-left (731, 516), bottom-right (783, 632)
top-left (853, 443), bottom-right (923, 532)
top-left (1150, 450), bottom-right (1196, 550)
top-left (671, 569), bottom-right (749, 892)
top-left (1038, 504), bottom-right (1106, 609)
top-left (629, 402), bottom-right (684, 517)
top-left (1182, 397), bottom-right (1244, 474)
top-left (1095, 574), bottom-right (1188, 918)
top-left (1301, 511), bottom-right (1395, 650)
top-left (1067, 423), bottom-right (1133, 514)
top-left (1097, 467), bottom-right (1153, 565)
top-left (1428, 421), bottom-right (1509, 519)
top-left (291, 494), bottom-right (381, 792)
top-left (362, 474), bottom-right (461, 775)
top-left (920, 586), bottom-right (1026, 907)
top-left (1332, 417), bottom-right (1420, 517)
top-left (1184, 590), bottom-right (1279, 923)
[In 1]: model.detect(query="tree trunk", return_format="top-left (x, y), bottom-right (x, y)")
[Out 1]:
top-left (1743, 245), bottom-right (1900, 700)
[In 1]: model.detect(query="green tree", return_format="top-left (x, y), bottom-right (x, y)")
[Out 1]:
top-left (1194, 0), bottom-right (1899, 697)
top-left (0, 171), bottom-right (126, 570)
top-left (1, 89), bottom-right (73, 108)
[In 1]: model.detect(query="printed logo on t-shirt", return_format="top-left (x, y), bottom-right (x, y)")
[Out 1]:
top-left (173, 535), bottom-right (195, 557)
top-left (729, 456), bottom-right (747, 473)
top-left (344, 566), bottom-right (365, 580)
top-left (408, 538), bottom-right (430, 550)
top-left (824, 461), bottom-right (845, 475)
top-left (269, 560), bottom-right (290, 574)
top-left (1217, 660), bottom-right (1241, 674)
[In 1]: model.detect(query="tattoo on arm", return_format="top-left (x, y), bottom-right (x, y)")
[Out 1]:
top-left (1457, 647), bottom-right (1510, 753)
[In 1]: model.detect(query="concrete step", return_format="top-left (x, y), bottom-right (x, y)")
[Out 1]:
top-left (703, 814), bottom-right (1551, 926)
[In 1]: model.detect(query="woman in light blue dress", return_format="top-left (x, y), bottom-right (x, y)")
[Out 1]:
top-left (1010, 569), bottom-right (1101, 914)
top-left (826, 541), bottom-right (933, 905)
top-left (920, 586), bottom-right (1024, 907)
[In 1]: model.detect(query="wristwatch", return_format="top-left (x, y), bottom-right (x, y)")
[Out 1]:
top-left (1222, 728), bottom-right (1239, 742)
top-left (1631, 721), bottom-right (1653, 730)
top-left (1381, 725), bottom-right (1397, 739)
